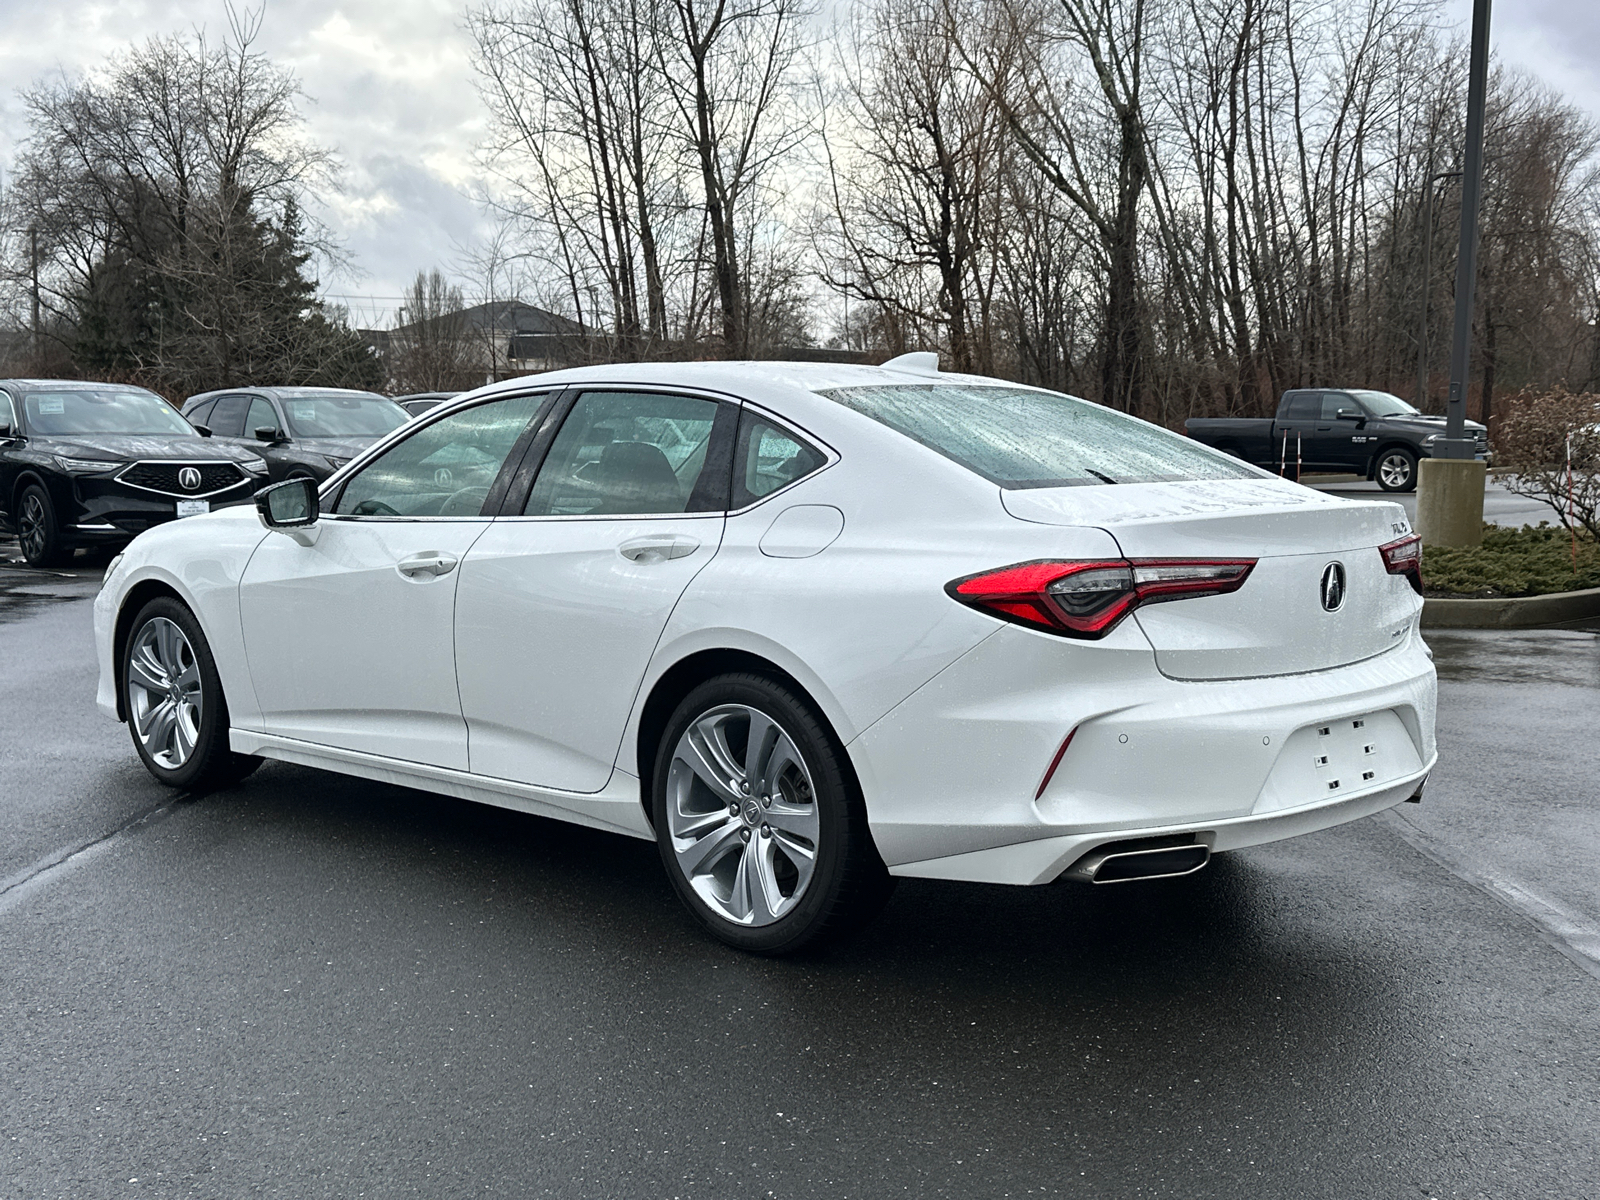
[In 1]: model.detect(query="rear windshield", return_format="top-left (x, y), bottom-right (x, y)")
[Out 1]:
top-left (819, 384), bottom-right (1256, 488)
top-left (22, 388), bottom-right (192, 436)
top-left (280, 392), bottom-right (408, 438)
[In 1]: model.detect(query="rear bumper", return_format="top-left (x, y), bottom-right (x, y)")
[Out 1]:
top-left (889, 766), bottom-right (1429, 885)
top-left (849, 621), bottom-right (1437, 884)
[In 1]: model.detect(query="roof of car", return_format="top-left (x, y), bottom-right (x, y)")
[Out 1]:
top-left (1, 378), bottom-right (160, 392)
top-left (183, 386), bottom-right (393, 408)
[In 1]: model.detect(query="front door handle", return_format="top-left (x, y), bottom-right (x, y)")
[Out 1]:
top-left (396, 551), bottom-right (460, 579)
top-left (618, 534), bottom-right (700, 564)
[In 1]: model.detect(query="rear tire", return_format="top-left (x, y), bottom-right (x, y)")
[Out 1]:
top-left (123, 597), bottom-right (262, 791)
top-left (17, 483), bottom-right (69, 567)
top-left (652, 673), bottom-right (893, 954)
top-left (1375, 447), bottom-right (1419, 492)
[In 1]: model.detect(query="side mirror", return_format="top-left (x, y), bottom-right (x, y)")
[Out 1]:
top-left (254, 426), bottom-right (285, 442)
top-left (192, 423), bottom-right (212, 437)
top-left (255, 477), bottom-right (320, 545)
top-left (1335, 409), bottom-right (1364, 423)
top-left (0, 421), bottom-right (12, 439)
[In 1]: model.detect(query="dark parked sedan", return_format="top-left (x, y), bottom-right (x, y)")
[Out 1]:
top-left (0, 379), bottom-right (269, 566)
top-left (395, 391), bottom-right (462, 418)
top-left (181, 387), bottom-right (409, 483)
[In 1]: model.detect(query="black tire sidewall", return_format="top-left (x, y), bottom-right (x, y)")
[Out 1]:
top-left (1377, 449), bottom-right (1418, 492)
top-left (651, 673), bottom-right (872, 954)
top-left (19, 483), bottom-right (66, 566)
top-left (123, 597), bottom-right (242, 791)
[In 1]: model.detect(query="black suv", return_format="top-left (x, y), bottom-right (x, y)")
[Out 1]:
top-left (0, 379), bottom-right (269, 566)
top-left (181, 387), bottom-right (409, 483)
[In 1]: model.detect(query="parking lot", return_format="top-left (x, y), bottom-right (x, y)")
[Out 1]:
top-left (2, 542), bottom-right (1597, 1199)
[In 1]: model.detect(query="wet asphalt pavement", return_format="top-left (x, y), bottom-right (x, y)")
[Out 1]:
top-left (2, 548), bottom-right (1598, 1199)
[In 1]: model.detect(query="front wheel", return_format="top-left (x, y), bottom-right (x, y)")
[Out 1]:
top-left (123, 597), bottom-right (261, 791)
top-left (17, 483), bottom-right (68, 567)
top-left (652, 673), bottom-right (893, 954)
top-left (1375, 447), bottom-right (1419, 492)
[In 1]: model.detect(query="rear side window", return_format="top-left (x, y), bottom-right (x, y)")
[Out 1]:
top-left (1282, 393), bottom-right (1319, 422)
top-left (208, 395), bottom-right (250, 437)
top-left (733, 412), bottom-right (827, 508)
top-left (819, 384), bottom-right (1254, 489)
top-left (524, 391), bottom-right (727, 516)
top-left (185, 398), bottom-right (217, 426)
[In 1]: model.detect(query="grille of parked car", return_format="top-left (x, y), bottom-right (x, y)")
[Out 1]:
top-left (117, 461), bottom-right (248, 496)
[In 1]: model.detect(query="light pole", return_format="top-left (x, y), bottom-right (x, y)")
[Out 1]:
top-left (1416, 171), bottom-right (1460, 411)
top-left (1416, 0), bottom-right (1491, 549)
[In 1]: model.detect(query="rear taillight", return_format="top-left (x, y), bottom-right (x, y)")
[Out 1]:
top-left (1379, 534), bottom-right (1423, 594)
top-left (946, 557), bottom-right (1256, 639)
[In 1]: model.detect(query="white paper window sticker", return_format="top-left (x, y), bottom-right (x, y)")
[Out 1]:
top-left (38, 397), bottom-right (65, 415)
top-left (291, 402), bottom-right (317, 420)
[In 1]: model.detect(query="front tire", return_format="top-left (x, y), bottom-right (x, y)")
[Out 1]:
top-left (123, 597), bottom-right (261, 791)
top-left (1375, 447), bottom-right (1419, 492)
top-left (652, 673), bottom-right (892, 954)
top-left (17, 483), bottom-right (68, 567)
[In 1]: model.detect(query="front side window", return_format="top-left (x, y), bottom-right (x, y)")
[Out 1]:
top-left (733, 413), bottom-right (827, 508)
top-left (246, 397), bottom-right (279, 438)
top-left (1319, 394), bottom-right (1350, 422)
top-left (0, 392), bottom-right (17, 431)
top-left (281, 391), bottom-right (408, 439)
top-left (1350, 390), bottom-right (1419, 418)
top-left (820, 384), bottom-right (1255, 489)
top-left (208, 395), bottom-right (250, 437)
top-left (22, 388), bottom-right (192, 437)
top-left (524, 391), bottom-right (723, 516)
top-left (333, 394), bottom-right (544, 518)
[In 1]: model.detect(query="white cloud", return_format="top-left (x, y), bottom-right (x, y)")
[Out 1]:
top-left (0, 0), bottom-right (494, 322)
top-left (2, 0), bottom-right (1596, 330)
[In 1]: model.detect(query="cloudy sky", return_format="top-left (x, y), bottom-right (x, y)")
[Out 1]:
top-left (1, 0), bottom-right (1596, 327)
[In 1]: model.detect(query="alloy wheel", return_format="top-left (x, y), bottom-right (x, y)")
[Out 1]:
top-left (1378, 453), bottom-right (1412, 489)
top-left (127, 617), bottom-right (204, 769)
top-left (665, 704), bottom-right (819, 927)
top-left (18, 492), bottom-right (47, 560)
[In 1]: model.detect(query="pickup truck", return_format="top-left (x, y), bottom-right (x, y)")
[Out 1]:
top-left (1185, 388), bottom-right (1488, 492)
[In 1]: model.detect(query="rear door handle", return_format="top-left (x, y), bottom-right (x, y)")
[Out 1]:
top-left (618, 534), bottom-right (700, 563)
top-left (397, 551), bottom-right (460, 578)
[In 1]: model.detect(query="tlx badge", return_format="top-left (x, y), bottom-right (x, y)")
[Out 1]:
top-left (1320, 561), bottom-right (1347, 612)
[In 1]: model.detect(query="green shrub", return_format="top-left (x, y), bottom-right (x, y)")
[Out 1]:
top-left (1424, 524), bottom-right (1600, 598)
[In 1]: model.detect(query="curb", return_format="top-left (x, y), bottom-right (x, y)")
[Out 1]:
top-left (1422, 586), bottom-right (1600, 629)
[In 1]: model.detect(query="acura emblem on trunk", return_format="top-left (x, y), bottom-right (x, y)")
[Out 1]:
top-left (177, 467), bottom-right (203, 491)
top-left (1320, 562), bottom-right (1347, 612)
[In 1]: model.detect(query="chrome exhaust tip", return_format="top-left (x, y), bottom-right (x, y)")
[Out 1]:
top-left (1060, 834), bottom-right (1214, 884)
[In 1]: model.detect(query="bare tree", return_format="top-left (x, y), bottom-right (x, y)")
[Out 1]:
top-left (388, 270), bottom-right (475, 392)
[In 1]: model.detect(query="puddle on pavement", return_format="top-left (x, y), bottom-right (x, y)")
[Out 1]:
top-left (1426, 628), bottom-right (1600, 688)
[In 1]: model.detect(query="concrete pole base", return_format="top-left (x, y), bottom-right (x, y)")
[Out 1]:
top-left (1416, 458), bottom-right (1487, 548)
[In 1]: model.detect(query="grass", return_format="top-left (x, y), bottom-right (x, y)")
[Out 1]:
top-left (1424, 523), bottom-right (1600, 598)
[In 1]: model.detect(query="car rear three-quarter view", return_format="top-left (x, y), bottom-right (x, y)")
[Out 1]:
top-left (94, 358), bottom-right (1436, 955)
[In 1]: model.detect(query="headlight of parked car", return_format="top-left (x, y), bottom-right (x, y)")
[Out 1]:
top-left (100, 552), bottom-right (125, 591)
top-left (1421, 434), bottom-right (1439, 446)
top-left (54, 455), bottom-right (124, 473)
top-left (323, 455), bottom-right (351, 470)
top-left (240, 456), bottom-right (269, 474)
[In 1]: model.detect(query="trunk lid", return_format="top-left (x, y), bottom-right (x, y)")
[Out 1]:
top-left (1003, 478), bottom-right (1419, 680)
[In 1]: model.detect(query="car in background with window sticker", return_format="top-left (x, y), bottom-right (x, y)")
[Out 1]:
top-left (96, 354), bottom-right (1436, 955)
top-left (180, 387), bottom-right (409, 485)
top-left (0, 379), bottom-right (268, 566)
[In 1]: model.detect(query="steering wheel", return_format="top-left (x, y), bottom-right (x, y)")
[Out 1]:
top-left (351, 499), bottom-right (401, 517)
top-left (440, 486), bottom-right (490, 516)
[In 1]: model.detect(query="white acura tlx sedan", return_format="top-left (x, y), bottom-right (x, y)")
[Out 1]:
top-left (94, 355), bottom-right (1436, 953)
